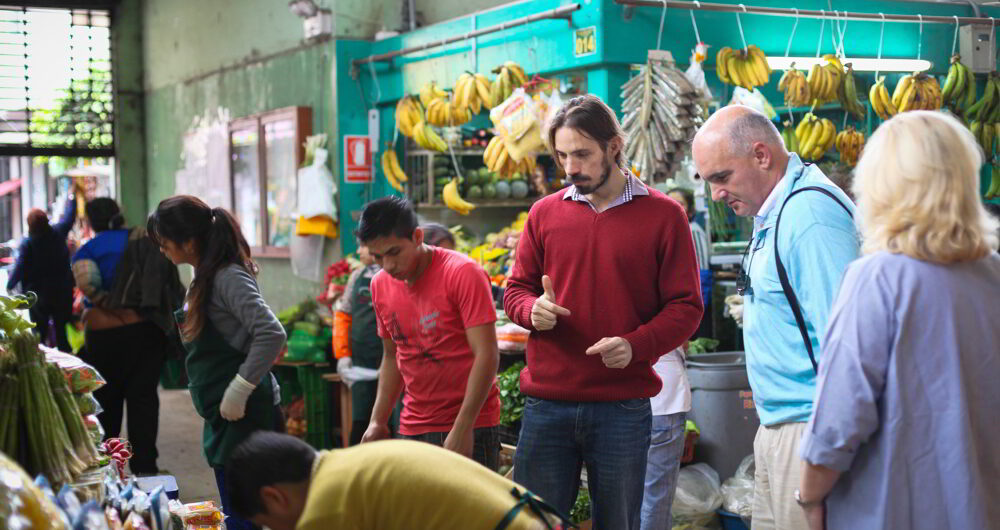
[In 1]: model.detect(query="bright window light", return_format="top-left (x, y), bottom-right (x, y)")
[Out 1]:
top-left (766, 56), bottom-right (933, 73)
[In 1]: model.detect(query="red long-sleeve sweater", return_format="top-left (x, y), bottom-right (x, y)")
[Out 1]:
top-left (504, 188), bottom-right (704, 401)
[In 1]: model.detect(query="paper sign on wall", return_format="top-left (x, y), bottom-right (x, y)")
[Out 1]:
top-left (574, 26), bottom-right (596, 58)
top-left (344, 135), bottom-right (371, 183)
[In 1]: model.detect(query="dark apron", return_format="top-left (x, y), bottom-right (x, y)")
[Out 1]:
top-left (347, 266), bottom-right (382, 422)
top-left (175, 309), bottom-right (274, 467)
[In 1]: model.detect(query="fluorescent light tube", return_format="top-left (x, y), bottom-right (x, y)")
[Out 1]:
top-left (766, 56), bottom-right (933, 72)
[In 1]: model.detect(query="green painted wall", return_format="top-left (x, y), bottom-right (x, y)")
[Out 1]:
top-left (112, 0), bottom-right (147, 226)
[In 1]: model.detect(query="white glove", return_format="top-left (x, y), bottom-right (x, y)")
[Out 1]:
top-left (220, 374), bottom-right (255, 421)
top-left (337, 357), bottom-right (356, 388)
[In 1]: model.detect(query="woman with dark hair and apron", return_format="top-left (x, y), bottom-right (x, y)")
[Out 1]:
top-left (147, 195), bottom-right (286, 530)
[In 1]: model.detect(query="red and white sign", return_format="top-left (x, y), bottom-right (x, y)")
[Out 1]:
top-left (343, 135), bottom-right (372, 183)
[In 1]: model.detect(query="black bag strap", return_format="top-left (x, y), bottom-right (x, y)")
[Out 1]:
top-left (493, 487), bottom-right (576, 530)
top-left (773, 186), bottom-right (853, 374)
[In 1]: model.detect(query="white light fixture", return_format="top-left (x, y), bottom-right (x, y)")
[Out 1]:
top-left (766, 56), bottom-right (933, 73)
top-left (288, 0), bottom-right (319, 18)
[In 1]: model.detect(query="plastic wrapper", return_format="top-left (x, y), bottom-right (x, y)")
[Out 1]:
top-left (0, 452), bottom-right (70, 529)
top-left (73, 501), bottom-right (111, 530)
top-left (496, 322), bottom-right (530, 352)
top-left (727, 87), bottom-right (777, 120)
top-left (75, 392), bottom-right (102, 416)
top-left (671, 463), bottom-right (724, 529)
top-left (148, 486), bottom-right (170, 530)
top-left (57, 484), bottom-right (84, 521)
top-left (684, 44), bottom-right (713, 100)
top-left (721, 454), bottom-right (755, 521)
top-left (490, 88), bottom-right (545, 162)
top-left (85, 414), bottom-right (106, 445)
top-left (42, 345), bottom-right (106, 393)
top-left (123, 512), bottom-right (150, 530)
top-left (105, 505), bottom-right (124, 530)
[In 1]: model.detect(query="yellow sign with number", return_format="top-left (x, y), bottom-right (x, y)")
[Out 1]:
top-left (575, 26), bottom-right (596, 57)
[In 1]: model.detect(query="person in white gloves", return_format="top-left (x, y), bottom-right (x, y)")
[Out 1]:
top-left (334, 243), bottom-right (392, 445)
top-left (148, 195), bottom-right (287, 530)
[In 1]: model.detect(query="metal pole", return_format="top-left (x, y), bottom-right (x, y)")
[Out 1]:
top-left (612, 0), bottom-right (999, 26)
top-left (351, 4), bottom-right (580, 67)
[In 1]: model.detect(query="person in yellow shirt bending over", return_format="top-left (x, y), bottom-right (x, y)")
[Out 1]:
top-left (225, 432), bottom-right (571, 530)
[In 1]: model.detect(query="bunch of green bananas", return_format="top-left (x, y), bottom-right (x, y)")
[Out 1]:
top-left (838, 65), bottom-right (867, 120)
top-left (716, 45), bottom-right (771, 90)
top-left (986, 164), bottom-right (1000, 200)
top-left (965, 74), bottom-right (1000, 159)
top-left (794, 113), bottom-right (836, 161)
top-left (941, 55), bottom-right (976, 112)
top-left (489, 61), bottom-right (527, 108)
top-left (780, 123), bottom-right (800, 155)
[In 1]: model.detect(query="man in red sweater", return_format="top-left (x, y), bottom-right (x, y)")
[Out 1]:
top-left (504, 94), bottom-right (703, 529)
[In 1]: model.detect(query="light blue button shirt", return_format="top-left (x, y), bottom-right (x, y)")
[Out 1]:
top-left (741, 154), bottom-right (860, 425)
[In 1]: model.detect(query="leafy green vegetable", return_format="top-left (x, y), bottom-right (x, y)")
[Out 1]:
top-left (496, 362), bottom-right (525, 426)
top-left (570, 488), bottom-right (591, 524)
top-left (687, 337), bottom-right (720, 355)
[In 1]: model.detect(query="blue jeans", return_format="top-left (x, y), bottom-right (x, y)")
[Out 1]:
top-left (514, 397), bottom-right (652, 530)
top-left (214, 467), bottom-right (257, 530)
top-left (640, 412), bottom-right (687, 530)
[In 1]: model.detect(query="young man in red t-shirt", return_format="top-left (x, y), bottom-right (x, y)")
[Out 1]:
top-left (356, 196), bottom-right (502, 469)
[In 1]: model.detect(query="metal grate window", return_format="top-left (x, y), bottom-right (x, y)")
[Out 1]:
top-left (0, 6), bottom-right (112, 157)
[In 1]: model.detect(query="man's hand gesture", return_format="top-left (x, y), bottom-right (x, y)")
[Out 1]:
top-left (531, 275), bottom-right (571, 331)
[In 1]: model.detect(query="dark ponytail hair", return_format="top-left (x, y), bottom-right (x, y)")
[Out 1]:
top-left (147, 195), bottom-right (257, 341)
top-left (85, 198), bottom-right (126, 232)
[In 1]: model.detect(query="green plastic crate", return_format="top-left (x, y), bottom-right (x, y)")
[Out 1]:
top-left (272, 365), bottom-right (303, 405)
top-left (297, 365), bottom-right (334, 449)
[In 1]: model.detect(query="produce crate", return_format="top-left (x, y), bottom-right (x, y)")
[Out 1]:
top-left (297, 365), bottom-right (334, 449)
top-left (285, 330), bottom-right (323, 362)
top-left (273, 365), bottom-right (303, 406)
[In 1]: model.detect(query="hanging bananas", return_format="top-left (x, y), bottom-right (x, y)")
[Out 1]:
top-left (411, 120), bottom-right (449, 152)
top-left (966, 76), bottom-right (1000, 159)
top-left (942, 55), bottom-right (975, 112)
top-left (425, 95), bottom-right (473, 127)
top-left (715, 45), bottom-right (772, 90)
top-left (380, 147), bottom-right (408, 193)
top-left (780, 122), bottom-right (800, 156)
top-left (868, 76), bottom-right (898, 120)
top-left (419, 81), bottom-right (449, 108)
top-left (794, 113), bottom-right (836, 161)
top-left (986, 163), bottom-right (1000, 200)
top-left (395, 96), bottom-right (425, 138)
top-left (483, 135), bottom-right (536, 179)
top-left (490, 61), bottom-right (528, 108)
top-left (838, 65), bottom-right (867, 120)
top-left (778, 66), bottom-right (811, 107)
top-left (442, 177), bottom-right (476, 215)
top-left (806, 55), bottom-right (843, 105)
top-left (453, 72), bottom-right (483, 116)
top-left (835, 126), bottom-right (865, 167)
top-left (892, 73), bottom-right (942, 113)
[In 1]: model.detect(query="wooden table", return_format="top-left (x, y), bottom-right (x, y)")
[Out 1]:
top-left (321, 373), bottom-right (352, 448)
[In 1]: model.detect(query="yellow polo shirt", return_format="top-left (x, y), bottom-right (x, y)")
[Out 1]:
top-left (296, 440), bottom-right (545, 530)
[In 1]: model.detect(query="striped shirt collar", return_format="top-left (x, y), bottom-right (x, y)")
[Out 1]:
top-left (562, 169), bottom-right (649, 211)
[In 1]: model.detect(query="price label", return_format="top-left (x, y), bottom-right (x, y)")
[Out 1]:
top-left (574, 26), bottom-right (597, 58)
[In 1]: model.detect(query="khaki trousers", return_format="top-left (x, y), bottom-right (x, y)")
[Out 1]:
top-left (751, 422), bottom-right (809, 530)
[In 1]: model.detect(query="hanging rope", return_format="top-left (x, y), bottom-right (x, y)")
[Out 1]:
top-left (875, 13), bottom-right (886, 80)
top-left (735, 4), bottom-right (748, 50)
top-left (367, 59), bottom-right (382, 105)
top-left (829, 10), bottom-right (840, 57)
top-left (835, 11), bottom-right (849, 57)
top-left (657, 0), bottom-right (668, 50)
top-left (916, 14), bottom-right (923, 60)
top-left (784, 8), bottom-right (799, 57)
top-left (815, 10), bottom-right (826, 58)
top-left (991, 18), bottom-right (997, 71)
top-left (690, 1), bottom-right (702, 45)
top-left (952, 15), bottom-right (960, 57)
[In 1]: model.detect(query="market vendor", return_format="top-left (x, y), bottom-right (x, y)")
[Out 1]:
top-left (226, 431), bottom-right (569, 530)
top-left (420, 222), bottom-right (456, 250)
top-left (357, 196), bottom-right (502, 470)
top-left (147, 195), bottom-right (287, 530)
top-left (692, 105), bottom-right (859, 530)
top-left (333, 242), bottom-right (388, 445)
top-left (503, 94), bottom-right (703, 529)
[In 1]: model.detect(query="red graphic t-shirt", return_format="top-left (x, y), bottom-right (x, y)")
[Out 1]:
top-left (371, 247), bottom-right (501, 435)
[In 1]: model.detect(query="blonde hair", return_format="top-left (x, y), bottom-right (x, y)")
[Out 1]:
top-left (853, 111), bottom-right (999, 263)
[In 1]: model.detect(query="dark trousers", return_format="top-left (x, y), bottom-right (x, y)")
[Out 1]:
top-left (214, 404), bottom-right (285, 530)
top-left (80, 321), bottom-right (166, 474)
top-left (399, 425), bottom-right (500, 471)
top-left (28, 296), bottom-right (72, 352)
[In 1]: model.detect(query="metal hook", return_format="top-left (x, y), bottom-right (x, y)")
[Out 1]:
top-left (952, 15), bottom-right (961, 57)
top-left (784, 8), bottom-right (800, 58)
top-left (657, 0), bottom-right (668, 50)
top-left (916, 14), bottom-right (923, 60)
top-left (875, 13), bottom-right (886, 80)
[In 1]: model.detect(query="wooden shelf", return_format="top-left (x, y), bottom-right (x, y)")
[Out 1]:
top-left (408, 148), bottom-right (487, 156)
top-left (416, 199), bottom-right (538, 209)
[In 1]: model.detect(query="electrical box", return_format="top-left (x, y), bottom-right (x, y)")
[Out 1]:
top-left (959, 24), bottom-right (996, 74)
top-left (303, 9), bottom-right (333, 40)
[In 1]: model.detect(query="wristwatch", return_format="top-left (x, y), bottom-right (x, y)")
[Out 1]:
top-left (794, 489), bottom-right (823, 507)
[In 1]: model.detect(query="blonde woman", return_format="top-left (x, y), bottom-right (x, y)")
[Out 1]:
top-left (797, 111), bottom-right (1000, 530)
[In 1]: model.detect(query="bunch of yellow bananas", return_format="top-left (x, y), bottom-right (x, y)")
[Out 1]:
top-left (442, 178), bottom-right (476, 215)
top-left (426, 96), bottom-right (473, 127)
top-left (835, 126), bottom-right (865, 167)
top-left (380, 148), bottom-right (408, 193)
top-left (454, 72), bottom-right (495, 114)
top-left (715, 45), bottom-right (771, 90)
top-left (483, 136), bottom-right (537, 179)
top-left (489, 61), bottom-right (528, 108)
top-left (419, 81), bottom-right (449, 108)
top-left (778, 67), bottom-right (810, 107)
top-left (892, 73), bottom-right (942, 113)
top-left (941, 55), bottom-right (976, 112)
top-left (868, 76), bottom-right (898, 120)
top-left (794, 113), bottom-right (836, 161)
top-left (395, 96), bottom-right (424, 138)
top-left (412, 121), bottom-right (448, 152)
top-left (807, 55), bottom-right (843, 105)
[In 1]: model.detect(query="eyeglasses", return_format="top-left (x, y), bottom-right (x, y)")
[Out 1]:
top-left (736, 238), bottom-right (753, 296)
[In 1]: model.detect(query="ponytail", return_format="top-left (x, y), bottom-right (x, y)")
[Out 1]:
top-left (85, 197), bottom-right (125, 232)
top-left (148, 195), bottom-right (256, 340)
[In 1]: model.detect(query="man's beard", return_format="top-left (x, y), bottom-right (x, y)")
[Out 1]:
top-left (570, 158), bottom-right (614, 195)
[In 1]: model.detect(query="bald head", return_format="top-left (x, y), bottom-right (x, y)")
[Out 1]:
top-left (693, 105), bottom-right (785, 157)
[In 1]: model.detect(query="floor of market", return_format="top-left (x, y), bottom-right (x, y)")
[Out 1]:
top-left (144, 388), bottom-right (220, 505)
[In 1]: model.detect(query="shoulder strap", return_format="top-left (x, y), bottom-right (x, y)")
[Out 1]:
top-left (773, 186), bottom-right (853, 374)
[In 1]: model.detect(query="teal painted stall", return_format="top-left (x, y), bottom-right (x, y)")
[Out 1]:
top-left (333, 0), bottom-right (1000, 252)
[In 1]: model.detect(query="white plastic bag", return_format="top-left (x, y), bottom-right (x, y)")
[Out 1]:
top-left (728, 87), bottom-right (777, 120)
top-left (297, 148), bottom-right (336, 219)
top-left (684, 44), bottom-right (713, 100)
top-left (290, 234), bottom-right (326, 283)
top-left (672, 463), bottom-right (724, 528)
top-left (721, 454), bottom-right (755, 520)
